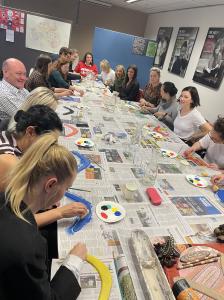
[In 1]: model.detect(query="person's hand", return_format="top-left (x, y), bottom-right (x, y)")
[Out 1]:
top-left (140, 106), bottom-right (150, 114)
top-left (70, 242), bottom-right (87, 260)
top-left (207, 163), bottom-right (219, 170)
top-left (139, 98), bottom-right (147, 107)
top-left (183, 147), bottom-right (194, 158)
top-left (154, 111), bottom-right (166, 118)
top-left (58, 202), bottom-right (88, 219)
top-left (211, 174), bottom-right (224, 185)
top-left (79, 89), bottom-right (84, 97)
top-left (63, 89), bottom-right (73, 96)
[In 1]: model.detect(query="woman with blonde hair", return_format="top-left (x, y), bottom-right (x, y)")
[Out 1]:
top-left (8, 86), bottom-right (58, 132)
top-left (0, 132), bottom-right (87, 299)
top-left (0, 105), bottom-right (87, 228)
top-left (100, 59), bottom-right (115, 86)
top-left (110, 64), bottom-right (125, 94)
top-left (139, 67), bottom-right (162, 108)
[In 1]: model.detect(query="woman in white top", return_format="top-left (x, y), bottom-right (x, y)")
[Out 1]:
top-left (100, 59), bottom-right (115, 87)
top-left (184, 116), bottom-right (224, 170)
top-left (174, 86), bottom-right (212, 145)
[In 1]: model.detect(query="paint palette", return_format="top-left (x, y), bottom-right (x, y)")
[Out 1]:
top-left (96, 201), bottom-right (126, 223)
top-left (186, 174), bottom-right (208, 188)
top-left (75, 138), bottom-right (94, 148)
top-left (147, 131), bottom-right (164, 139)
top-left (160, 148), bottom-right (177, 158)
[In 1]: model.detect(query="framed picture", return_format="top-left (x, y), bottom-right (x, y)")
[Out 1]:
top-left (168, 27), bottom-right (199, 77)
top-left (154, 27), bottom-right (173, 69)
top-left (146, 40), bottom-right (157, 57)
top-left (132, 36), bottom-right (148, 55)
top-left (193, 28), bottom-right (224, 89)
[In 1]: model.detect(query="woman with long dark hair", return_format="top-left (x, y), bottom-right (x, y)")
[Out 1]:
top-left (119, 64), bottom-right (140, 102)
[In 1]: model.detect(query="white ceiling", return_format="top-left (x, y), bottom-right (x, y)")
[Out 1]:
top-left (103, 0), bottom-right (224, 14)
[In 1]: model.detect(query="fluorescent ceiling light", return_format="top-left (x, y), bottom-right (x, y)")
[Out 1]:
top-left (125, 0), bottom-right (141, 3)
top-left (82, 0), bottom-right (112, 7)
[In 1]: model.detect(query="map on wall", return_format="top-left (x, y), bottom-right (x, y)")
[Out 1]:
top-left (25, 14), bottom-right (71, 54)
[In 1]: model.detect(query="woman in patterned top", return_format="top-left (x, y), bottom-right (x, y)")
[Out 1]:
top-left (139, 67), bottom-right (162, 108)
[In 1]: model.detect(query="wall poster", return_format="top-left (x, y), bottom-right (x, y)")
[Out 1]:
top-left (193, 27), bottom-right (224, 89)
top-left (168, 27), bottom-right (199, 77)
top-left (154, 27), bottom-right (173, 69)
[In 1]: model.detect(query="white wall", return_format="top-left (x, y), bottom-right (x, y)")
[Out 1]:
top-left (144, 6), bottom-right (224, 122)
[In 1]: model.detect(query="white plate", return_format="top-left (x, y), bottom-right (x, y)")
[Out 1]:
top-left (186, 174), bottom-right (208, 188)
top-left (75, 138), bottom-right (94, 148)
top-left (96, 201), bottom-right (126, 223)
top-left (160, 148), bottom-right (177, 158)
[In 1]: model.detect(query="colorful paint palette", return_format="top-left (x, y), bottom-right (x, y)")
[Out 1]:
top-left (75, 138), bottom-right (94, 148)
top-left (160, 148), bottom-right (177, 158)
top-left (186, 174), bottom-right (208, 188)
top-left (96, 201), bottom-right (126, 223)
top-left (147, 131), bottom-right (164, 139)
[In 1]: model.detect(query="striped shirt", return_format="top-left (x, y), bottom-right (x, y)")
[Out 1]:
top-left (0, 79), bottom-right (29, 120)
top-left (0, 131), bottom-right (21, 156)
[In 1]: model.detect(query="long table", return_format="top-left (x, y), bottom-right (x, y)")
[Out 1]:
top-left (54, 80), bottom-right (224, 299)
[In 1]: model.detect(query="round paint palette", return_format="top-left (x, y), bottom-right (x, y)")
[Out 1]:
top-left (160, 148), bottom-right (177, 158)
top-left (96, 201), bottom-right (126, 223)
top-left (186, 174), bottom-right (208, 188)
top-left (147, 131), bottom-right (163, 139)
top-left (75, 138), bottom-right (94, 148)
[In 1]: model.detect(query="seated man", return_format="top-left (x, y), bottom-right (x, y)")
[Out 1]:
top-left (0, 58), bottom-right (29, 120)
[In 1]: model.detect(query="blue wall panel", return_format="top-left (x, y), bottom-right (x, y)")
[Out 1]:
top-left (92, 27), bottom-right (153, 88)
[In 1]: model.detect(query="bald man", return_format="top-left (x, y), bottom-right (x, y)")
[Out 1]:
top-left (0, 58), bottom-right (29, 121)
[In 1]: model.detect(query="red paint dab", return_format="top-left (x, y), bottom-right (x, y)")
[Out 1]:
top-left (101, 212), bottom-right (108, 219)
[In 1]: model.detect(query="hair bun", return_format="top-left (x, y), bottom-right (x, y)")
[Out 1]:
top-left (14, 110), bottom-right (27, 122)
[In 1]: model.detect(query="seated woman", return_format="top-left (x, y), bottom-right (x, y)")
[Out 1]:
top-left (139, 67), bottom-right (162, 108)
top-left (146, 82), bottom-right (178, 131)
top-left (99, 59), bottom-right (115, 87)
top-left (174, 86), bottom-right (212, 145)
top-left (0, 105), bottom-right (87, 227)
top-left (8, 86), bottom-right (58, 132)
top-left (74, 52), bottom-right (98, 78)
top-left (49, 61), bottom-right (83, 95)
top-left (119, 65), bottom-right (139, 102)
top-left (25, 55), bottom-right (73, 97)
top-left (183, 116), bottom-right (224, 170)
top-left (110, 64), bottom-right (125, 94)
top-left (0, 132), bottom-right (87, 299)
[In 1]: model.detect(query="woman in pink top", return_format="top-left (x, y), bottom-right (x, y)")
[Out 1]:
top-left (74, 52), bottom-right (98, 77)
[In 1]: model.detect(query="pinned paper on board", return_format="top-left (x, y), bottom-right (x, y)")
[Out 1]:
top-left (5, 29), bottom-right (14, 42)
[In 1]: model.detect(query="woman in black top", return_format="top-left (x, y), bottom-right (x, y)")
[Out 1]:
top-left (0, 132), bottom-right (87, 300)
top-left (119, 64), bottom-right (140, 102)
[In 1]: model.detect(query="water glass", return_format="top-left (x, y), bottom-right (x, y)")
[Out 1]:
top-left (142, 147), bottom-right (158, 186)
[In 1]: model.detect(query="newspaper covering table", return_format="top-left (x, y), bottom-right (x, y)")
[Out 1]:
top-left (55, 80), bottom-right (224, 299)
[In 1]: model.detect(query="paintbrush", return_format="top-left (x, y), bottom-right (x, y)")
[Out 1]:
top-left (90, 159), bottom-right (106, 171)
top-left (177, 257), bottom-right (218, 269)
top-left (69, 187), bottom-right (91, 192)
top-left (180, 253), bottom-right (220, 265)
